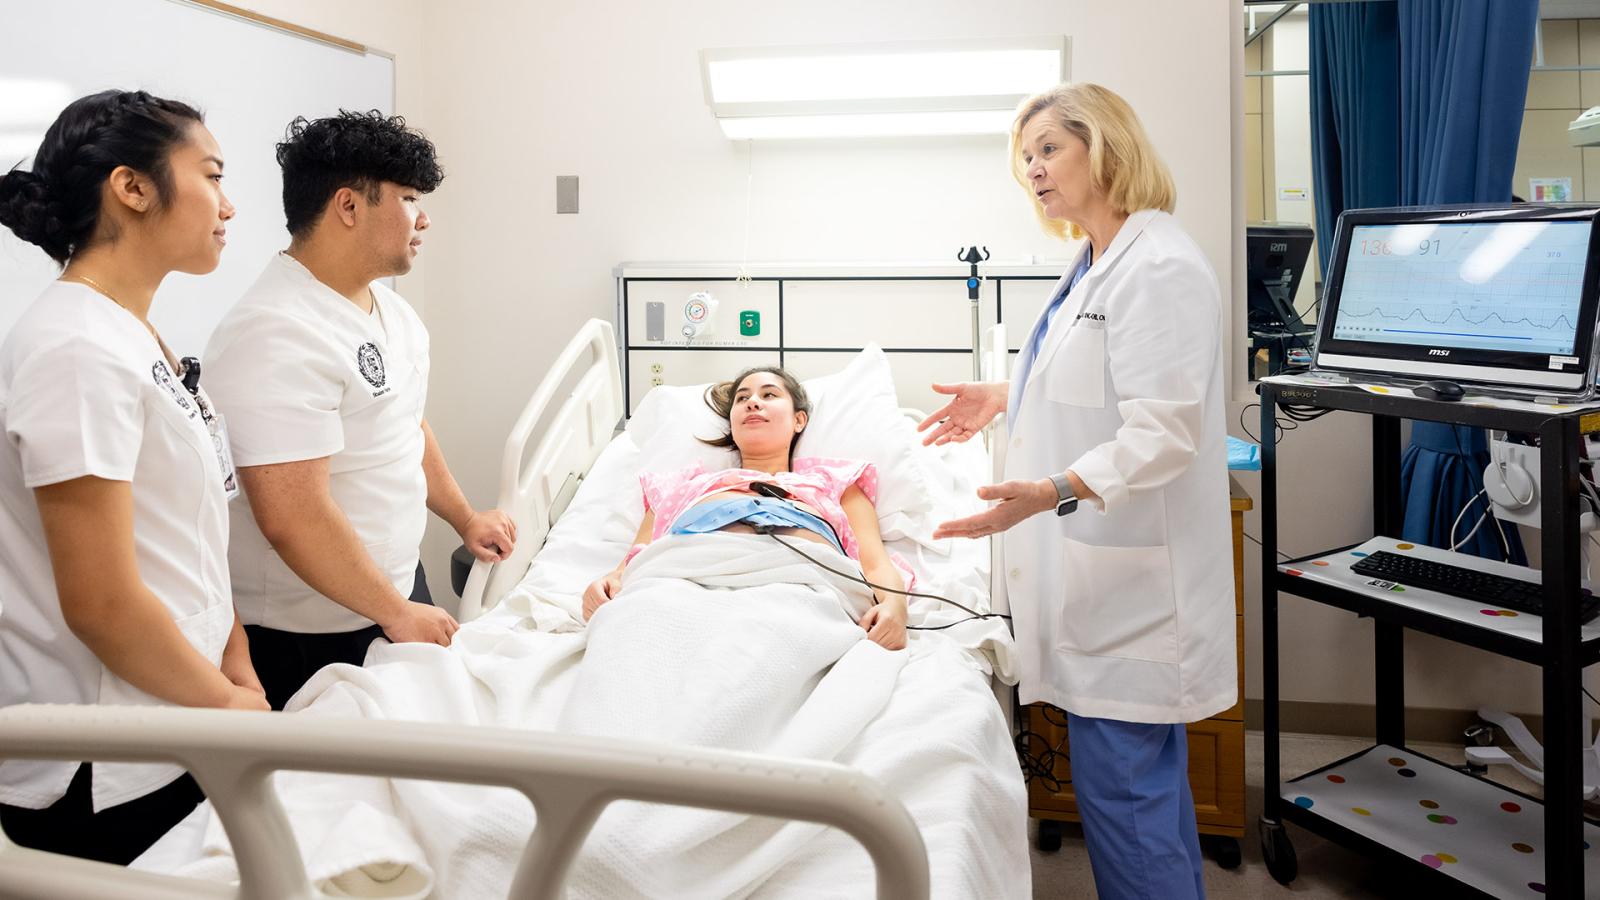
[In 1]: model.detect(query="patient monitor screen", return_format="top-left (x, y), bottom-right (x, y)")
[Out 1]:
top-left (1330, 220), bottom-right (1592, 355)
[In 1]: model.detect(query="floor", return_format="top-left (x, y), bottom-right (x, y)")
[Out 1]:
top-left (1028, 731), bottom-right (1564, 899)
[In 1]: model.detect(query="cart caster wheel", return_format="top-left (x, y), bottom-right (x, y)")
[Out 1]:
top-left (1036, 819), bottom-right (1063, 853)
top-left (1203, 835), bottom-right (1242, 870)
top-left (1260, 817), bottom-right (1298, 885)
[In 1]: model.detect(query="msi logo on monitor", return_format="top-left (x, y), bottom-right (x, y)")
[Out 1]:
top-left (1428, 349), bottom-right (1451, 356)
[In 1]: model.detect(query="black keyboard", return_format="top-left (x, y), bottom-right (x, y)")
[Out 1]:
top-left (1349, 550), bottom-right (1600, 625)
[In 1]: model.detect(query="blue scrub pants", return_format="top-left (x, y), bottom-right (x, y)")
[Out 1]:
top-left (1066, 712), bottom-right (1205, 900)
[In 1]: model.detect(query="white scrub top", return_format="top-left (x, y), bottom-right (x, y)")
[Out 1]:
top-left (205, 253), bottom-right (430, 634)
top-left (0, 282), bottom-right (233, 812)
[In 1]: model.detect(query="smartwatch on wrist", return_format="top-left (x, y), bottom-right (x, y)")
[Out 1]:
top-left (1050, 473), bottom-right (1079, 516)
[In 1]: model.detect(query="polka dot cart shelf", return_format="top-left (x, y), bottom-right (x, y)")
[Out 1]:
top-left (1287, 745), bottom-right (1600, 897)
top-left (1277, 536), bottom-right (1600, 647)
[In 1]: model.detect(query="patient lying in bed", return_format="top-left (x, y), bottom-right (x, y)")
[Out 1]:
top-left (583, 366), bottom-right (911, 650)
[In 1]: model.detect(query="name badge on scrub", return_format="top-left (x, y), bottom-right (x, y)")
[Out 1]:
top-left (186, 379), bottom-right (238, 501)
top-left (209, 412), bottom-right (239, 501)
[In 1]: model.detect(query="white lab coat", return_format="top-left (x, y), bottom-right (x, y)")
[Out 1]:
top-left (998, 209), bottom-right (1236, 724)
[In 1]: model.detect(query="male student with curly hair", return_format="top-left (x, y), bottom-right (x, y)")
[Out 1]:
top-left (205, 111), bottom-right (516, 709)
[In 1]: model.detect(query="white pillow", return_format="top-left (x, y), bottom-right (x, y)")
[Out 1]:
top-left (625, 346), bottom-right (934, 518)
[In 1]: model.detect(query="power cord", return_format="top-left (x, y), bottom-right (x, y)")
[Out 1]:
top-left (1449, 488), bottom-right (1493, 553)
top-left (760, 531), bottom-right (1011, 630)
top-left (1239, 402), bottom-right (1299, 444)
top-left (1238, 400), bottom-right (1332, 446)
top-left (1014, 702), bottom-right (1072, 792)
top-left (1279, 402), bottom-right (1332, 423)
top-left (1242, 530), bottom-right (1293, 561)
top-left (1446, 426), bottom-right (1510, 562)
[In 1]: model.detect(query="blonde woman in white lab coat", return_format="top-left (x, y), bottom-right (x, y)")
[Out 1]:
top-left (918, 83), bottom-right (1234, 900)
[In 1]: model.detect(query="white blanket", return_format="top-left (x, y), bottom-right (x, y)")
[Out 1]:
top-left (151, 534), bottom-right (1028, 899)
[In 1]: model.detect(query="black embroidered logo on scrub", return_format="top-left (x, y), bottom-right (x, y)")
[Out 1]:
top-left (356, 342), bottom-right (386, 389)
top-left (151, 361), bottom-right (193, 413)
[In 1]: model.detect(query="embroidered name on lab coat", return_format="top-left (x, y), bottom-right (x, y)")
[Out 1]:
top-left (1075, 311), bottom-right (1106, 325)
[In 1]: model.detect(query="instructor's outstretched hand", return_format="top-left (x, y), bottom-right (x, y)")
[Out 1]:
top-left (916, 381), bottom-right (1008, 446)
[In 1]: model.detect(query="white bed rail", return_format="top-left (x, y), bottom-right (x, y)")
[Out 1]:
top-left (0, 704), bottom-right (929, 900)
top-left (460, 319), bottom-right (624, 621)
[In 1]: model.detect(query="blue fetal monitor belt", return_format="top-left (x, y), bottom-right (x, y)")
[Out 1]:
top-left (670, 496), bottom-right (844, 555)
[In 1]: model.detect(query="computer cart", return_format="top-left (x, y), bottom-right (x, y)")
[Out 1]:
top-left (1258, 380), bottom-right (1600, 898)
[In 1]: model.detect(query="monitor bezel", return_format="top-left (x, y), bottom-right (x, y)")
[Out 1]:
top-left (1313, 204), bottom-right (1600, 392)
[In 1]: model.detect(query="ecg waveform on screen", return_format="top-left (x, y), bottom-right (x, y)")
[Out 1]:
top-left (1337, 305), bottom-right (1576, 332)
top-left (1333, 251), bottom-right (1586, 351)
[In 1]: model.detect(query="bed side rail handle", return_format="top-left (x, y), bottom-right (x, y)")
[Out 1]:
top-left (460, 318), bottom-right (622, 622)
top-left (0, 704), bottom-right (931, 900)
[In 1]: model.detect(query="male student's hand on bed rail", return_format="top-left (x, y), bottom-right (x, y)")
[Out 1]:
top-left (917, 381), bottom-right (1008, 446)
top-left (860, 597), bottom-right (908, 651)
top-left (582, 569), bottom-right (624, 621)
top-left (461, 509), bottom-right (517, 562)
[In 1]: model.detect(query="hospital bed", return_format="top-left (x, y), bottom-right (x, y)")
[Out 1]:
top-left (0, 319), bottom-right (1019, 900)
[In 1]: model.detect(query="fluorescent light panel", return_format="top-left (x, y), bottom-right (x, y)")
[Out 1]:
top-left (719, 109), bottom-right (1014, 140)
top-left (707, 49), bottom-right (1061, 104)
top-left (703, 37), bottom-right (1067, 139)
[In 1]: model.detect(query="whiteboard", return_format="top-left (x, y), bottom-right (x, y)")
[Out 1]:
top-left (0, 0), bottom-right (394, 355)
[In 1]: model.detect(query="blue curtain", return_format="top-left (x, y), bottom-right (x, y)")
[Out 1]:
top-left (1394, 0), bottom-right (1537, 563)
top-left (1309, 0), bottom-right (1537, 562)
top-left (1309, 3), bottom-right (1401, 274)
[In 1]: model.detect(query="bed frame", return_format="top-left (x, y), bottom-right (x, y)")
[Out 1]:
top-left (457, 319), bottom-right (625, 622)
top-left (0, 705), bottom-right (927, 900)
top-left (0, 318), bottom-right (1011, 900)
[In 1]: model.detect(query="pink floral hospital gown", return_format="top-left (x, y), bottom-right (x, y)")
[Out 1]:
top-left (635, 456), bottom-right (916, 587)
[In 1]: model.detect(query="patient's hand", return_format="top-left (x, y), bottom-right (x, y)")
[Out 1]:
top-left (859, 598), bottom-right (908, 651)
top-left (582, 571), bottom-right (623, 621)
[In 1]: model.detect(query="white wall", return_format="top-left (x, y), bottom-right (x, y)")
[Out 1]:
top-left (232, 0), bottom-right (428, 314)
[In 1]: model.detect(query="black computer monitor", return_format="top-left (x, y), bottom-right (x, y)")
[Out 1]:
top-left (1246, 222), bottom-right (1315, 333)
top-left (1313, 204), bottom-right (1600, 396)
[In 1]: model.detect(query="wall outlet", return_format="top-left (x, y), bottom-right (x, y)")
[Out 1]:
top-left (556, 175), bottom-right (579, 214)
top-left (650, 363), bottom-right (663, 375)
top-left (650, 376), bottom-right (664, 386)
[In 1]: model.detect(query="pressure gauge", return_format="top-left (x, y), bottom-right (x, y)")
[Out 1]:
top-left (682, 291), bottom-right (718, 339)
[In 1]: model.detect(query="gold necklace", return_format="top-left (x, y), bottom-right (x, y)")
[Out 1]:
top-left (65, 274), bottom-right (178, 369)
top-left (68, 273), bottom-right (121, 306)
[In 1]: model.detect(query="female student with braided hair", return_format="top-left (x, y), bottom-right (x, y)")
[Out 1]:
top-left (0, 89), bottom-right (264, 865)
